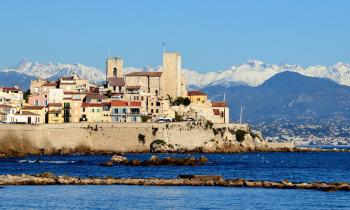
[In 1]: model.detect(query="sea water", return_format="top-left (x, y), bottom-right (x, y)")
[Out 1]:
top-left (0, 152), bottom-right (350, 209)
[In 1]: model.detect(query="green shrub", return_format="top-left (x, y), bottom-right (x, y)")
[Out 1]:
top-left (172, 97), bottom-right (191, 106)
top-left (205, 120), bottom-right (213, 129)
top-left (174, 112), bottom-right (183, 122)
top-left (141, 115), bottom-right (150, 122)
top-left (138, 134), bottom-right (146, 144)
top-left (235, 129), bottom-right (247, 142)
top-left (152, 127), bottom-right (158, 136)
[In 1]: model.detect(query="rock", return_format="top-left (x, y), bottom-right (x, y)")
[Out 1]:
top-left (99, 161), bottom-right (114, 167)
top-left (130, 159), bottom-right (141, 166)
top-left (149, 155), bottom-right (159, 162)
top-left (199, 156), bottom-right (208, 163)
top-left (111, 155), bottom-right (128, 163)
top-left (38, 172), bottom-right (55, 178)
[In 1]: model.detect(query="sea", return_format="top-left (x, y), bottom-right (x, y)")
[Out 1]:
top-left (0, 150), bottom-right (350, 209)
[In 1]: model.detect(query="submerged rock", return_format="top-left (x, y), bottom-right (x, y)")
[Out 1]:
top-left (111, 155), bottom-right (128, 163)
top-left (99, 155), bottom-right (209, 167)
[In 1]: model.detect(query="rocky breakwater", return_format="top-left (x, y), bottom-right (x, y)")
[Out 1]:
top-left (99, 155), bottom-right (208, 166)
top-left (1, 173), bottom-right (350, 192)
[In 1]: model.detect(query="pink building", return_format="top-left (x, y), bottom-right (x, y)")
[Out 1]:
top-left (28, 94), bottom-right (48, 107)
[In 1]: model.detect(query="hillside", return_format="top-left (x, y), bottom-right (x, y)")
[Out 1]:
top-left (203, 71), bottom-right (350, 123)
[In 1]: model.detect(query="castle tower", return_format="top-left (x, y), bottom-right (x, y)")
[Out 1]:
top-left (106, 57), bottom-right (123, 81)
top-left (161, 52), bottom-right (182, 99)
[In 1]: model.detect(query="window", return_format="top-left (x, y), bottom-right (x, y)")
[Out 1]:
top-left (92, 109), bottom-right (95, 113)
top-left (113, 68), bottom-right (117, 76)
top-left (35, 100), bottom-right (39, 106)
top-left (55, 113), bottom-right (58, 117)
top-left (156, 102), bottom-right (161, 106)
top-left (155, 90), bottom-right (158, 96)
top-left (96, 109), bottom-right (100, 113)
top-left (82, 107), bottom-right (85, 112)
top-left (151, 109), bottom-right (153, 113)
top-left (103, 105), bottom-right (110, 111)
top-left (156, 109), bottom-right (159, 113)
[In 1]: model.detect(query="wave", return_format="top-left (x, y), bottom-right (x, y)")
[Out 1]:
top-left (18, 160), bottom-right (76, 164)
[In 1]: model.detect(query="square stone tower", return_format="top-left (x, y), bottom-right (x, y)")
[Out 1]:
top-left (106, 57), bottom-right (123, 81)
top-left (161, 52), bottom-right (182, 99)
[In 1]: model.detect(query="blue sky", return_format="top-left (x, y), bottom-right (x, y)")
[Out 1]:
top-left (0, 0), bottom-right (349, 72)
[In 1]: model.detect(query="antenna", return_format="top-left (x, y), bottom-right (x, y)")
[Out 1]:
top-left (223, 92), bottom-right (226, 102)
top-left (239, 106), bottom-right (243, 124)
top-left (162, 41), bottom-right (166, 54)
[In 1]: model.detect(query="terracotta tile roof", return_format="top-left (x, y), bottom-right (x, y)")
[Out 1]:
top-left (61, 76), bottom-right (75, 80)
top-left (48, 110), bottom-right (62, 114)
top-left (22, 106), bottom-right (45, 110)
top-left (125, 72), bottom-right (162, 77)
top-left (213, 109), bottom-right (221, 115)
top-left (42, 82), bottom-right (57, 87)
top-left (110, 100), bottom-right (141, 107)
top-left (129, 101), bottom-right (141, 107)
top-left (63, 91), bottom-right (76, 94)
top-left (81, 102), bottom-right (102, 108)
top-left (48, 103), bottom-right (62, 107)
top-left (60, 82), bottom-right (76, 85)
top-left (0, 104), bottom-right (13, 108)
top-left (85, 93), bottom-right (107, 100)
top-left (110, 100), bottom-right (129, 107)
top-left (1, 87), bottom-right (21, 92)
top-left (125, 86), bottom-right (141, 90)
top-left (211, 101), bottom-right (228, 107)
top-left (17, 111), bottom-right (40, 116)
top-left (102, 102), bottom-right (111, 106)
top-left (111, 93), bottom-right (124, 96)
top-left (108, 77), bottom-right (125, 87)
top-left (187, 90), bottom-right (207, 96)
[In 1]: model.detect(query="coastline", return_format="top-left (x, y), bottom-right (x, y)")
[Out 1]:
top-left (0, 122), bottom-right (295, 157)
top-left (0, 122), bottom-right (349, 158)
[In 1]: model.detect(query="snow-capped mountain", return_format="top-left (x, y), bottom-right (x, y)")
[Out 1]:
top-left (183, 60), bottom-right (350, 88)
top-left (0, 60), bottom-right (105, 82)
top-left (1, 59), bottom-right (350, 89)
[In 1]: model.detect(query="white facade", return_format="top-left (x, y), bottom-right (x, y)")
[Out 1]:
top-left (49, 89), bottom-right (64, 103)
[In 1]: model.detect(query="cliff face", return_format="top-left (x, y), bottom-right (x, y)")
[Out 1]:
top-left (0, 122), bottom-right (294, 157)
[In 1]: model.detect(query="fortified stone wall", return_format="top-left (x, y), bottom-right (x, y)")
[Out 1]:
top-left (0, 122), bottom-right (294, 156)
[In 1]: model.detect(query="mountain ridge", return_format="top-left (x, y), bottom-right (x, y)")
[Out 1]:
top-left (2, 59), bottom-right (350, 90)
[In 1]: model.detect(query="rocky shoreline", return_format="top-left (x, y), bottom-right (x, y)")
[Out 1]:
top-left (0, 146), bottom-right (349, 159)
top-left (0, 173), bottom-right (349, 192)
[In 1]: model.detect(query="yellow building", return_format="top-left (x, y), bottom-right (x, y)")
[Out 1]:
top-left (187, 90), bottom-right (207, 104)
top-left (21, 106), bottom-right (46, 124)
top-left (48, 103), bottom-right (64, 124)
top-left (81, 102), bottom-right (103, 122)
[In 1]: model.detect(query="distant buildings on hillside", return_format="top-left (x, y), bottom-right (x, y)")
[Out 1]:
top-left (0, 52), bottom-right (229, 124)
